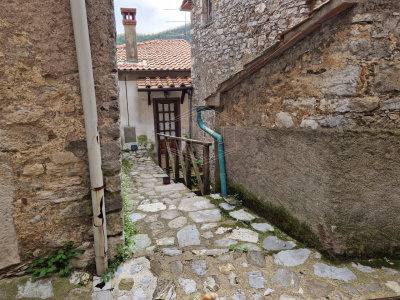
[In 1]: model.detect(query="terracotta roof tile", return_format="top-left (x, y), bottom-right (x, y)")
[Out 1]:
top-left (137, 76), bottom-right (192, 90)
top-left (117, 39), bottom-right (191, 71)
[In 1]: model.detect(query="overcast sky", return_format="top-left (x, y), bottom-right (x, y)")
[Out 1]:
top-left (114, 0), bottom-right (190, 35)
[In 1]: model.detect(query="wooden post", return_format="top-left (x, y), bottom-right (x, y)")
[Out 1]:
top-left (203, 145), bottom-right (210, 195)
top-left (165, 137), bottom-right (175, 179)
top-left (157, 141), bottom-right (162, 168)
top-left (185, 144), bottom-right (192, 189)
top-left (165, 138), bottom-right (170, 176)
top-left (173, 140), bottom-right (180, 182)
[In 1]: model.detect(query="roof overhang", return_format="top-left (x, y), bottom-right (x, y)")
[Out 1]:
top-left (180, 0), bottom-right (192, 11)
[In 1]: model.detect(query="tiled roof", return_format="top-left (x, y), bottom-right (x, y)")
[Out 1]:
top-left (137, 76), bottom-right (192, 90)
top-left (117, 39), bottom-right (191, 71)
top-left (180, 0), bottom-right (192, 11)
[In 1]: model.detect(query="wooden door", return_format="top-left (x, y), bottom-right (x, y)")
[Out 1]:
top-left (155, 100), bottom-right (180, 156)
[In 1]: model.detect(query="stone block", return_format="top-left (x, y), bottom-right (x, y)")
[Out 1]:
top-left (313, 65), bottom-right (361, 97)
top-left (348, 39), bottom-right (390, 60)
top-left (319, 97), bottom-right (380, 113)
top-left (59, 201), bottom-right (92, 218)
top-left (275, 112), bottom-right (294, 128)
top-left (105, 173), bottom-right (122, 193)
top-left (107, 234), bottom-right (124, 260)
top-left (106, 211), bottom-right (124, 236)
top-left (104, 73), bottom-right (119, 100)
top-left (105, 192), bottom-right (123, 213)
top-left (0, 162), bottom-right (21, 269)
top-left (0, 127), bottom-right (47, 150)
top-left (23, 164), bottom-right (45, 176)
top-left (374, 64), bottom-right (400, 93)
top-left (52, 152), bottom-right (82, 165)
top-left (381, 98), bottom-right (400, 110)
top-left (100, 122), bottom-right (120, 139)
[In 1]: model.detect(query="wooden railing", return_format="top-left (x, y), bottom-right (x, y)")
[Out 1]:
top-left (157, 133), bottom-right (212, 196)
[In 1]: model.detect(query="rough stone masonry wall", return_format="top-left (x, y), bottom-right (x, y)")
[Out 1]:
top-left (189, 0), bottom-right (311, 182)
top-left (0, 0), bottom-right (123, 273)
top-left (217, 1), bottom-right (400, 258)
top-left (190, 0), bottom-right (311, 104)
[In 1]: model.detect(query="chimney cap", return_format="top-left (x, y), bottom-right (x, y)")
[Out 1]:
top-left (121, 8), bottom-right (136, 13)
top-left (121, 8), bottom-right (137, 25)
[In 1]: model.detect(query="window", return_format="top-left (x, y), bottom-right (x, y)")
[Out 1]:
top-left (207, 0), bottom-right (213, 22)
top-left (202, 0), bottom-right (213, 24)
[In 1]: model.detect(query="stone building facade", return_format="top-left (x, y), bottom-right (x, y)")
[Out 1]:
top-left (0, 0), bottom-right (123, 274)
top-left (185, 0), bottom-right (400, 258)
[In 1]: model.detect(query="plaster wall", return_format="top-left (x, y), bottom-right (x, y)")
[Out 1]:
top-left (119, 78), bottom-right (190, 146)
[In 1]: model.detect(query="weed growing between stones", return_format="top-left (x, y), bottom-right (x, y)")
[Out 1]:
top-left (26, 241), bottom-right (84, 280)
top-left (101, 159), bottom-right (139, 282)
top-left (228, 244), bottom-right (250, 252)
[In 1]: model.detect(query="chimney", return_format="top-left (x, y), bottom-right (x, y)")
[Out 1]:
top-left (121, 8), bottom-right (138, 63)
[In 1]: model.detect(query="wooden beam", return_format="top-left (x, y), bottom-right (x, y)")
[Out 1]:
top-left (176, 141), bottom-right (187, 185)
top-left (202, 145), bottom-right (210, 195)
top-left (188, 145), bottom-right (203, 195)
top-left (180, 90), bottom-right (187, 104)
top-left (165, 137), bottom-right (175, 179)
top-left (147, 91), bottom-right (151, 105)
top-left (173, 140), bottom-right (180, 183)
top-left (157, 133), bottom-right (212, 146)
top-left (184, 144), bottom-right (192, 189)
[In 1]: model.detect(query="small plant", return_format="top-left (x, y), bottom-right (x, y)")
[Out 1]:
top-left (195, 157), bottom-right (203, 167)
top-left (228, 244), bottom-right (249, 252)
top-left (100, 158), bottom-right (139, 282)
top-left (233, 193), bottom-right (243, 206)
top-left (182, 132), bottom-right (191, 139)
top-left (137, 135), bottom-right (148, 149)
top-left (26, 241), bottom-right (84, 280)
top-left (384, 257), bottom-right (394, 265)
top-left (228, 244), bottom-right (239, 251)
top-left (191, 176), bottom-right (198, 187)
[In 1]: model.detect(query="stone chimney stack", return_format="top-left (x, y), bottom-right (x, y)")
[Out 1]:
top-left (121, 8), bottom-right (138, 63)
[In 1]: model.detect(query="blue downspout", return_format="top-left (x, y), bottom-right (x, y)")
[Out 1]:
top-left (195, 107), bottom-right (227, 197)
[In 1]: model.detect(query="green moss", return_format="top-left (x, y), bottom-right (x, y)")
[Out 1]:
top-left (0, 275), bottom-right (91, 300)
top-left (228, 180), bottom-right (323, 252)
top-left (122, 158), bottom-right (132, 173)
top-left (333, 224), bottom-right (400, 260)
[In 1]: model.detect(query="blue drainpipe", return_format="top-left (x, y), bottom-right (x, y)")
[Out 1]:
top-left (195, 107), bottom-right (227, 197)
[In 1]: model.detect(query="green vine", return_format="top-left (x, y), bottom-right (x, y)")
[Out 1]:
top-left (26, 241), bottom-right (84, 280)
top-left (100, 162), bottom-right (139, 282)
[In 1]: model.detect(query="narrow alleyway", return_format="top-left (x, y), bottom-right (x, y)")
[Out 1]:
top-left (91, 150), bottom-right (400, 300)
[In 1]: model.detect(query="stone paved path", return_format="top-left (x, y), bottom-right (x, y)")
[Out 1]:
top-left (92, 150), bottom-right (400, 300)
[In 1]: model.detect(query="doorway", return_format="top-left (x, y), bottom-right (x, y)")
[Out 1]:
top-left (154, 98), bottom-right (181, 167)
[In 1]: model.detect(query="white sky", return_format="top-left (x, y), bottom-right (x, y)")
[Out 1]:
top-left (114, 0), bottom-right (190, 35)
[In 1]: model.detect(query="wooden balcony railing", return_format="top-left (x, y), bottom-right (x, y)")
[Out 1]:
top-left (157, 133), bottom-right (212, 196)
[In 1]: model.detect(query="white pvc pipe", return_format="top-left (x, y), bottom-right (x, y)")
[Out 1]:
top-left (70, 0), bottom-right (108, 275)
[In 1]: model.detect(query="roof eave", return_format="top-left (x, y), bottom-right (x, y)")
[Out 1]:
top-left (180, 0), bottom-right (191, 11)
top-left (118, 68), bottom-right (191, 72)
top-left (138, 87), bottom-right (193, 92)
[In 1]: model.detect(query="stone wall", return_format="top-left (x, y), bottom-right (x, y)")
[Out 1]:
top-left (214, 1), bottom-right (400, 257)
top-left (189, 0), bottom-right (312, 180)
top-left (190, 0), bottom-right (310, 105)
top-left (0, 0), bottom-right (122, 273)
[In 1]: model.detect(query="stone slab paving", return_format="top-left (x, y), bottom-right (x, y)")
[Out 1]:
top-left (89, 150), bottom-right (400, 300)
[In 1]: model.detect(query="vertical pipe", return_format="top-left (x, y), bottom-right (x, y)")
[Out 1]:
top-left (70, 0), bottom-right (108, 275)
top-left (195, 107), bottom-right (227, 197)
top-left (188, 90), bottom-right (192, 139)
